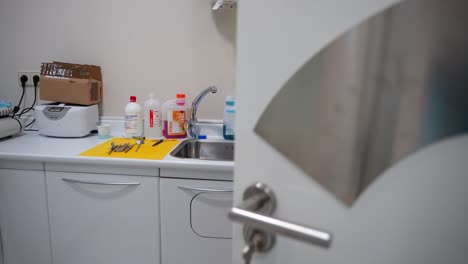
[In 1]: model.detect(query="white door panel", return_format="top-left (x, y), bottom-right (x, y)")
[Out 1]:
top-left (233, 136), bottom-right (468, 263)
top-left (233, 0), bottom-right (468, 263)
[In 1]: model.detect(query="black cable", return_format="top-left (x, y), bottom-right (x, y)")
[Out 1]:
top-left (19, 107), bottom-right (34, 118)
top-left (33, 74), bottom-right (40, 88)
top-left (25, 118), bottom-right (35, 128)
top-left (13, 86), bottom-right (26, 117)
top-left (13, 75), bottom-right (28, 117)
top-left (19, 75), bottom-right (39, 117)
top-left (18, 103), bottom-right (35, 117)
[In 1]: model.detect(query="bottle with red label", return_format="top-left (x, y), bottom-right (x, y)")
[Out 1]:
top-left (162, 94), bottom-right (187, 138)
top-left (144, 93), bottom-right (162, 139)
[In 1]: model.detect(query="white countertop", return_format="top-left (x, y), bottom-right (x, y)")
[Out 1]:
top-left (0, 130), bottom-right (234, 174)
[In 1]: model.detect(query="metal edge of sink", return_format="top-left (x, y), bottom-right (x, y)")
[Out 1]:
top-left (170, 139), bottom-right (235, 161)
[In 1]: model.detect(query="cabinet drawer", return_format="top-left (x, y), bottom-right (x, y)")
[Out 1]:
top-left (160, 178), bottom-right (232, 264)
top-left (46, 172), bottom-right (160, 264)
top-left (0, 169), bottom-right (51, 264)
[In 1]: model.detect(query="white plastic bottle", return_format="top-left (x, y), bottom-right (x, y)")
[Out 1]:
top-left (223, 96), bottom-right (235, 140)
top-left (144, 93), bottom-right (162, 139)
top-left (124, 96), bottom-right (143, 138)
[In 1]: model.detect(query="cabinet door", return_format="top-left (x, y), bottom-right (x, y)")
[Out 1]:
top-left (46, 172), bottom-right (160, 264)
top-left (160, 178), bottom-right (232, 264)
top-left (0, 169), bottom-right (52, 264)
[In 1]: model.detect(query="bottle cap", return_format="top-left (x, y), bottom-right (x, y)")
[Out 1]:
top-left (197, 135), bottom-right (207, 139)
top-left (225, 96), bottom-right (235, 106)
top-left (176, 93), bottom-right (185, 105)
top-left (130, 96), bottom-right (136, 102)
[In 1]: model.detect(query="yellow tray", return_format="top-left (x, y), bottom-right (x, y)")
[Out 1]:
top-left (79, 138), bottom-right (180, 160)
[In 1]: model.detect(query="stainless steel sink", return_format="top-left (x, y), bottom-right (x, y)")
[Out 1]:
top-left (170, 139), bottom-right (234, 161)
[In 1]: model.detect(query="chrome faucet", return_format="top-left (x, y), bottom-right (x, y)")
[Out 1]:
top-left (186, 86), bottom-right (218, 138)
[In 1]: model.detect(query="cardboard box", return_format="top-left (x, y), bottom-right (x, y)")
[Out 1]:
top-left (40, 76), bottom-right (102, 105)
top-left (40, 62), bottom-right (103, 105)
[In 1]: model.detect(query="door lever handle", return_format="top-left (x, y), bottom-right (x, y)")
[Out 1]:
top-left (228, 182), bottom-right (332, 248)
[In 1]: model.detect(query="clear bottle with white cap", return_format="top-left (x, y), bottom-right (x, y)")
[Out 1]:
top-left (144, 93), bottom-right (162, 139)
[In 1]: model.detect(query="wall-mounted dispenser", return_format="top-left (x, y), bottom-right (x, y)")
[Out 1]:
top-left (212, 0), bottom-right (237, 10)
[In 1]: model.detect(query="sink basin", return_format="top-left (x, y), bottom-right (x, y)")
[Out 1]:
top-left (170, 140), bottom-right (234, 161)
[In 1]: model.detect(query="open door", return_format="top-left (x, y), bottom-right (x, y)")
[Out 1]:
top-left (230, 0), bottom-right (468, 263)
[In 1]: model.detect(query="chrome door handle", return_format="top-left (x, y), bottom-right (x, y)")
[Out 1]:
top-left (228, 182), bottom-right (332, 248)
top-left (62, 178), bottom-right (141, 186)
top-left (178, 186), bottom-right (233, 193)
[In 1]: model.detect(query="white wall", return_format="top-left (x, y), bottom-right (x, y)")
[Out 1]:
top-left (0, 0), bottom-right (236, 119)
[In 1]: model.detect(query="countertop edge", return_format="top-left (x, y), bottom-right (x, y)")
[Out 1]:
top-left (0, 153), bottom-right (234, 172)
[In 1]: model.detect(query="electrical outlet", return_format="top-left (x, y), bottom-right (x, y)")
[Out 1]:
top-left (31, 72), bottom-right (41, 86)
top-left (18, 72), bottom-right (41, 87)
top-left (18, 72), bottom-right (32, 87)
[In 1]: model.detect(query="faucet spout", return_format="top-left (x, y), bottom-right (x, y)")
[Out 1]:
top-left (187, 86), bottom-right (218, 138)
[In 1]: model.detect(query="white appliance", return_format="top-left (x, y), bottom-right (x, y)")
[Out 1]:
top-left (35, 103), bottom-right (98, 137)
top-left (0, 107), bottom-right (23, 139)
top-left (0, 117), bottom-right (23, 139)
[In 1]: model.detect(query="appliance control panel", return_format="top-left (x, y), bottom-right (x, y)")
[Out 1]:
top-left (43, 106), bottom-right (71, 120)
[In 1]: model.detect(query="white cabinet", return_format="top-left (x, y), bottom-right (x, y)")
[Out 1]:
top-left (0, 167), bottom-right (52, 264)
top-left (160, 177), bottom-right (233, 264)
top-left (46, 171), bottom-right (160, 264)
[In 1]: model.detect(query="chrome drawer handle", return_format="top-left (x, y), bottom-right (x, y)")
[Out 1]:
top-left (62, 178), bottom-right (141, 186)
top-left (228, 182), bottom-right (332, 248)
top-left (178, 186), bottom-right (233, 193)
